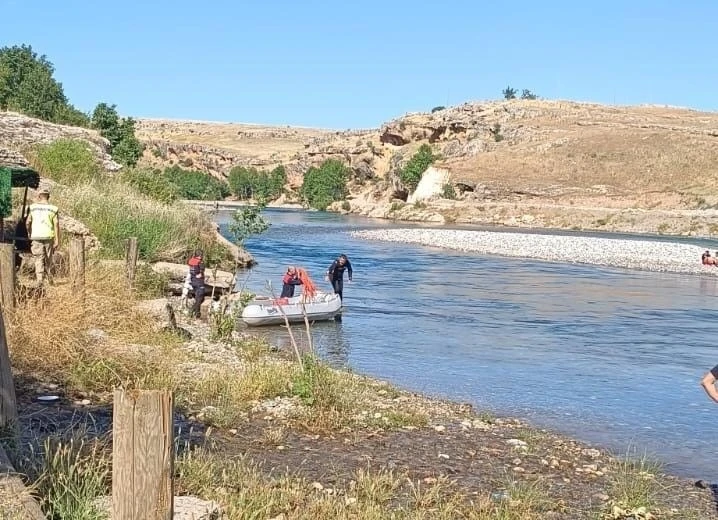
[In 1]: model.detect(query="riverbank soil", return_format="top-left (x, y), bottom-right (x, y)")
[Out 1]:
top-left (3, 268), bottom-right (715, 519)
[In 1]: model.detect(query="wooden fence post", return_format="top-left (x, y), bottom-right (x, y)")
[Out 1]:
top-left (124, 237), bottom-right (139, 289)
top-left (0, 308), bottom-right (18, 431)
top-left (112, 389), bottom-right (174, 520)
top-left (0, 244), bottom-right (15, 312)
top-left (69, 235), bottom-right (85, 294)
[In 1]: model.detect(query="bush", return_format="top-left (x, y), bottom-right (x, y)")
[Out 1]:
top-left (33, 138), bottom-right (101, 185)
top-left (431, 106), bottom-right (445, 113)
top-left (300, 159), bottom-right (349, 211)
top-left (91, 103), bottom-right (144, 167)
top-left (54, 181), bottom-right (233, 265)
top-left (163, 165), bottom-right (230, 200)
top-left (399, 144), bottom-right (439, 191)
top-left (228, 203), bottom-right (270, 245)
top-left (441, 183), bottom-right (456, 199)
top-left (120, 167), bottom-right (181, 204)
top-left (228, 165), bottom-right (286, 201)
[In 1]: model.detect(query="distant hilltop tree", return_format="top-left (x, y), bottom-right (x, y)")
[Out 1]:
top-left (521, 89), bottom-right (538, 100)
top-left (502, 86), bottom-right (517, 100)
top-left (431, 106), bottom-right (446, 113)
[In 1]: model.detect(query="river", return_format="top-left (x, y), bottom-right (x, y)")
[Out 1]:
top-left (216, 208), bottom-right (718, 479)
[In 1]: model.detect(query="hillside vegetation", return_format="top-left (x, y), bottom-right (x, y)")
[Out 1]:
top-left (135, 99), bottom-right (718, 236)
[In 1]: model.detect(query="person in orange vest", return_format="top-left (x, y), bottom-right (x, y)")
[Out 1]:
top-left (25, 187), bottom-right (60, 287)
top-left (281, 266), bottom-right (303, 298)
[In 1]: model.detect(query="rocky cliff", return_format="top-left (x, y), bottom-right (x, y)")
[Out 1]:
top-left (0, 111), bottom-right (121, 171)
top-left (132, 101), bottom-right (718, 237)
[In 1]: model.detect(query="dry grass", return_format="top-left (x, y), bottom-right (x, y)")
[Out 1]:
top-left (175, 447), bottom-right (558, 520)
top-left (7, 262), bottom-right (182, 391)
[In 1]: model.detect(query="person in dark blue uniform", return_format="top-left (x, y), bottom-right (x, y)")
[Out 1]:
top-left (280, 266), bottom-right (302, 298)
top-left (326, 254), bottom-right (352, 301)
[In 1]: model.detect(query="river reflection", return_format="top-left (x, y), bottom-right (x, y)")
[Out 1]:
top-left (221, 208), bottom-right (718, 479)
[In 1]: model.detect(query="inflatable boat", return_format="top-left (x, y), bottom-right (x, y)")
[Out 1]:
top-left (241, 291), bottom-right (342, 326)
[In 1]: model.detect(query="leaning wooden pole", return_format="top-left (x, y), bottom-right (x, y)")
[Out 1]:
top-left (112, 389), bottom-right (174, 520)
top-left (0, 244), bottom-right (15, 312)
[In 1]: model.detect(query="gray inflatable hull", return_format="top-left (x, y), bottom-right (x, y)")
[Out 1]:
top-left (241, 292), bottom-right (343, 327)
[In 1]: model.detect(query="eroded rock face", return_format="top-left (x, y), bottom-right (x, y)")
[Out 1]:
top-left (0, 111), bottom-right (121, 171)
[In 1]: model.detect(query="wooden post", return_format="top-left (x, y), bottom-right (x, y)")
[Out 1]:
top-left (0, 309), bottom-right (18, 431)
top-left (0, 244), bottom-right (15, 312)
top-left (112, 389), bottom-right (174, 520)
top-left (124, 237), bottom-right (139, 289)
top-left (69, 235), bottom-right (85, 293)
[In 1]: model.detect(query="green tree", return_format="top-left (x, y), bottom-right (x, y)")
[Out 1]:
top-left (300, 159), bottom-right (349, 211)
top-left (163, 165), bottom-right (229, 200)
top-left (228, 202), bottom-right (270, 245)
top-left (431, 106), bottom-right (446, 113)
top-left (91, 103), bottom-right (144, 167)
top-left (399, 144), bottom-right (439, 191)
top-left (502, 86), bottom-right (517, 100)
top-left (228, 164), bottom-right (286, 201)
top-left (0, 44), bottom-right (88, 126)
top-left (521, 89), bottom-right (537, 100)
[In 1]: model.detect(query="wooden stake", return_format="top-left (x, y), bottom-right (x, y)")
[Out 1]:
top-left (124, 237), bottom-right (139, 289)
top-left (112, 389), bottom-right (174, 520)
top-left (0, 308), bottom-right (18, 431)
top-left (0, 244), bottom-right (15, 312)
top-left (69, 235), bottom-right (85, 293)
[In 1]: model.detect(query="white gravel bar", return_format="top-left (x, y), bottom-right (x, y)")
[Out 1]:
top-left (350, 228), bottom-right (718, 276)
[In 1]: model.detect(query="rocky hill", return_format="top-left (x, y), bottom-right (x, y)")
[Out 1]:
top-left (135, 100), bottom-right (718, 237)
top-left (0, 111), bottom-right (121, 171)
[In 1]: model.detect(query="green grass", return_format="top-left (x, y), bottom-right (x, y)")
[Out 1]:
top-left (53, 181), bottom-right (233, 264)
top-left (32, 138), bottom-right (101, 186)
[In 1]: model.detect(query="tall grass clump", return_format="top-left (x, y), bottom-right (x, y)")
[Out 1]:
top-left (53, 182), bottom-right (232, 263)
top-left (32, 138), bottom-right (101, 185)
top-left (21, 436), bottom-right (110, 520)
top-left (8, 263), bottom-right (181, 388)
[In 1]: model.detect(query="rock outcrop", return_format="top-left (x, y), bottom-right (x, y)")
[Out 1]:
top-left (0, 111), bottom-right (121, 171)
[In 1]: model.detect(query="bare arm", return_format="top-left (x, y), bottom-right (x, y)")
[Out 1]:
top-left (25, 214), bottom-right (32, 238)
top-left (701, 371), bottom-right (718, 403)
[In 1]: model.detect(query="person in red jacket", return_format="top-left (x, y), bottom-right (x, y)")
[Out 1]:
top-left (187, 249), bottom-right (206, 318)
top-left (281, 266), bottom-right (302, 298)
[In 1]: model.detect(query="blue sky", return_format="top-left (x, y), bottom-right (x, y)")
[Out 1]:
top-left (1, 0), bottom-right (717, 128)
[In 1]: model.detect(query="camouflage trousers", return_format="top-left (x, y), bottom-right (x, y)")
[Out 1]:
top-left (30, 240), bottom-right (53, 285)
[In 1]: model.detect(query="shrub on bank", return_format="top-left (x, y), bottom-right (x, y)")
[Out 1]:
top-left (54, 181), bottom-right (232, 264)
top-left (120, 167), bottom-right (181, 204)
top-left (300, 159), bottom-right (349, 211)
top-left (163, 165), bottom-right (230, 201)
top-left (228, 165), bottom-right (286, 201)
top-left (32, 138), bottom-right (101, 185)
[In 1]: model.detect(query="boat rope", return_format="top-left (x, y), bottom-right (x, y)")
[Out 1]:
top-left (296, 268), bottom-right (317, 298)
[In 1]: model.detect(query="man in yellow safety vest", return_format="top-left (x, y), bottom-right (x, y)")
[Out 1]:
top-left (26, 187), bottom-right (60, 286)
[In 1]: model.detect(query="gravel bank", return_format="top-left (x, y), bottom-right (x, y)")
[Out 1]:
top-left (350, 228), bottom-right (718, 276)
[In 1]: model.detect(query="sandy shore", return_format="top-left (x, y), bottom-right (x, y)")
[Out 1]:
top-left (350, 228), bottom-right (718, 276)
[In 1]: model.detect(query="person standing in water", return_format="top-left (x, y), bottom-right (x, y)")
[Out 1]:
top-left (326, 254), bottom-right (352, 301)
top-left (281, 266), bottom-right (303, 298)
